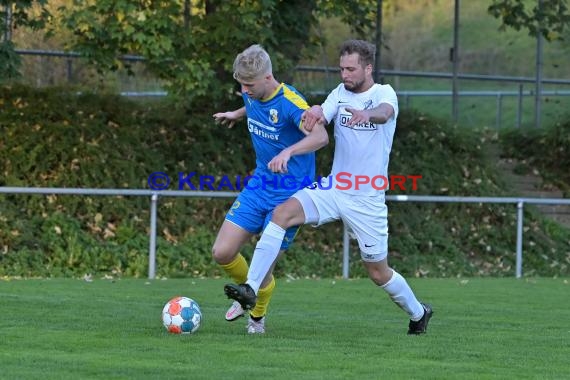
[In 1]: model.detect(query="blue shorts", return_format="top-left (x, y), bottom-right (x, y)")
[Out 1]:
top-left (225, 187), bottom-right (299, 250)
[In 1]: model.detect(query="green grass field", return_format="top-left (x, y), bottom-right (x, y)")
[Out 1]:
top-left (1, 277), bottom-right (568, 379)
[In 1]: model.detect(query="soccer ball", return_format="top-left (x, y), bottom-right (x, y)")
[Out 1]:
top-left (162, 296), bottom-right (202, 334)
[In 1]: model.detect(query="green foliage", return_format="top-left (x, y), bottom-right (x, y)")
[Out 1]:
top-left (53, 0), bottom-right (378, 104)
top-left (1, 85), bottom-right (569, 279)
top-left (4, 0), bottom-right (570, 101)
top-left (57, 1), bottom-right (201, 92)
top-left (0, 1), bottom-right (51, 81)
top-left (489, 0), bottom-right (570, 41)
top-left (0, 0), bottom-right (51, 30)
top-left (0, 41), bottom-right (21, 80)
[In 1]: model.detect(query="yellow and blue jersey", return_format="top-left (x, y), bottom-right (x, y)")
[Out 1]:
top-left (242, 83), bottom-right (315, 196)
top-left (225, 83), bottom-right (315, 249)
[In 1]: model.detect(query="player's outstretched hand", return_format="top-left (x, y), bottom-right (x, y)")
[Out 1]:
top-left (344, 107), bottom-right (369, 126)
top-left (268, 149), bottom-right (292, 174)
top-left (213, 111), bottom-right (239, 129)
top-left (301, 105), bottom-right (325, 133)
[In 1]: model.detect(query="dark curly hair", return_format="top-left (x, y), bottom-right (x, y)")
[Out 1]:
top-left (339, 40), bottom-right (376, 68)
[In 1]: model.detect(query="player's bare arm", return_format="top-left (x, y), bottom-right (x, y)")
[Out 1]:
top-left (268, 122), bottom-right (329, 173)
top-left (345, 103), bottom-right (394, 126)
top-left (212, 107), bottom-right (246, 129)
top-left (301, 105), bottom-right (326, 132)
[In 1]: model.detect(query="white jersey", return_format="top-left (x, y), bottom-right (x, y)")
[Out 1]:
top-left (321, 83), bottom-right (399, 196)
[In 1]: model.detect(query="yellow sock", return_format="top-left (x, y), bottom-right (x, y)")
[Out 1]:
top-left (219, 254), bottom-right (248, 284)
top-left (251, 276), bottom-right (276, 319)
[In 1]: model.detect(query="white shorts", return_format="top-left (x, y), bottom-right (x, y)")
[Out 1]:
top-left (293, 184), bottom-right (388, 262)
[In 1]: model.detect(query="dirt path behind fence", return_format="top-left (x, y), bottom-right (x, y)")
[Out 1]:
top-left (489, 143), bottom-right (570, 228)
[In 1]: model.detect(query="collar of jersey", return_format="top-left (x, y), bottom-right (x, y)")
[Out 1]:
top-left (260, 83), bottom-right (283, 102)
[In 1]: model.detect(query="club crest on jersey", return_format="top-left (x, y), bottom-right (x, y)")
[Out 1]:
top-left (269, 109), bottom-right (279, 124)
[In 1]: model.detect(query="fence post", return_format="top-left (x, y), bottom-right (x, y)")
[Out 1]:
top-left (148, 193), bottom-right (158, 279)
top-left (342, 225), bottom-right (350, 279)
top-left (66, 59), bottom-right (73, 82)
top-left (517, 84), bottom-right (523, 128)
top-left (496, 94), bottom-right (503, 129)
top-left (3, 3), bottom-right (12, 42)
top-left (535, 0), bottom-right (543, 129)
top-left (451, 0), bottom-right (460, 123)
top-left (515, 201), bottom-right (524, 278)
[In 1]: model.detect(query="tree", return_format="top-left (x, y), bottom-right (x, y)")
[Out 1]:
top-left (1, 0), bottom-right (50, 80)
top-left (488, 0), bottom-right (570, 41)
top-left (53, 0), bottom-right (378, 104)
top-left (2, 0), bottom-right (379, 99)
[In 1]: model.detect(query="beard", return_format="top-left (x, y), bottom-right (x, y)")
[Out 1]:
top-left (343, 78), bottom-right (365, 92)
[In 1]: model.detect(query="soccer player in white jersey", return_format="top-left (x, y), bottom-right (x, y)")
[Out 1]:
top-left (224, 39), bottom-right (433, 335)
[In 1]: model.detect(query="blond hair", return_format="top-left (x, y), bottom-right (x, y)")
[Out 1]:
top-left (233, 44), bottom-right (273, 82)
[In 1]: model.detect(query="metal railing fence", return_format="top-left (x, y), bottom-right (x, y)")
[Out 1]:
top-left (295, 65), bottom-right (570, 85)
top-left (10, 48), bottom-right (570, 129)
top-left (116, 88), bottom-right (570, 130)
top-left (1, 186), bottom-right (569, 279)
top-left (15, 49), bottom-right (570, 86)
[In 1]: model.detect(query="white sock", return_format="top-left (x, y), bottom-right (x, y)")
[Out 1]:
top-left (246, 222), bottom-right (286, 294)
top-left (381, 270), bottom-right (425, 321)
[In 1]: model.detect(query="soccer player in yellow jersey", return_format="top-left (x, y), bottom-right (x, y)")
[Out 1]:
top-left (212, 44), bottom-right (328, 333)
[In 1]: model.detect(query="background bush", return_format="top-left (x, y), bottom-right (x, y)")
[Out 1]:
top-left (1, 85), bottom-right (569, 279)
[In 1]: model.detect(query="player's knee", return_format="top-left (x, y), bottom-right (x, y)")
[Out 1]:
top-left (211, 245), bottom-right (231, 265)
top-left (272, 201), bottom-right (302, 228)
top-left (211, 245), bottom-right (221, 262)
top-left (365, 262), bottom-right (392, 286)
top-left (379, 269), bottom-right (394, 286)
top-left (369, 273), bottom-right (390, 286)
